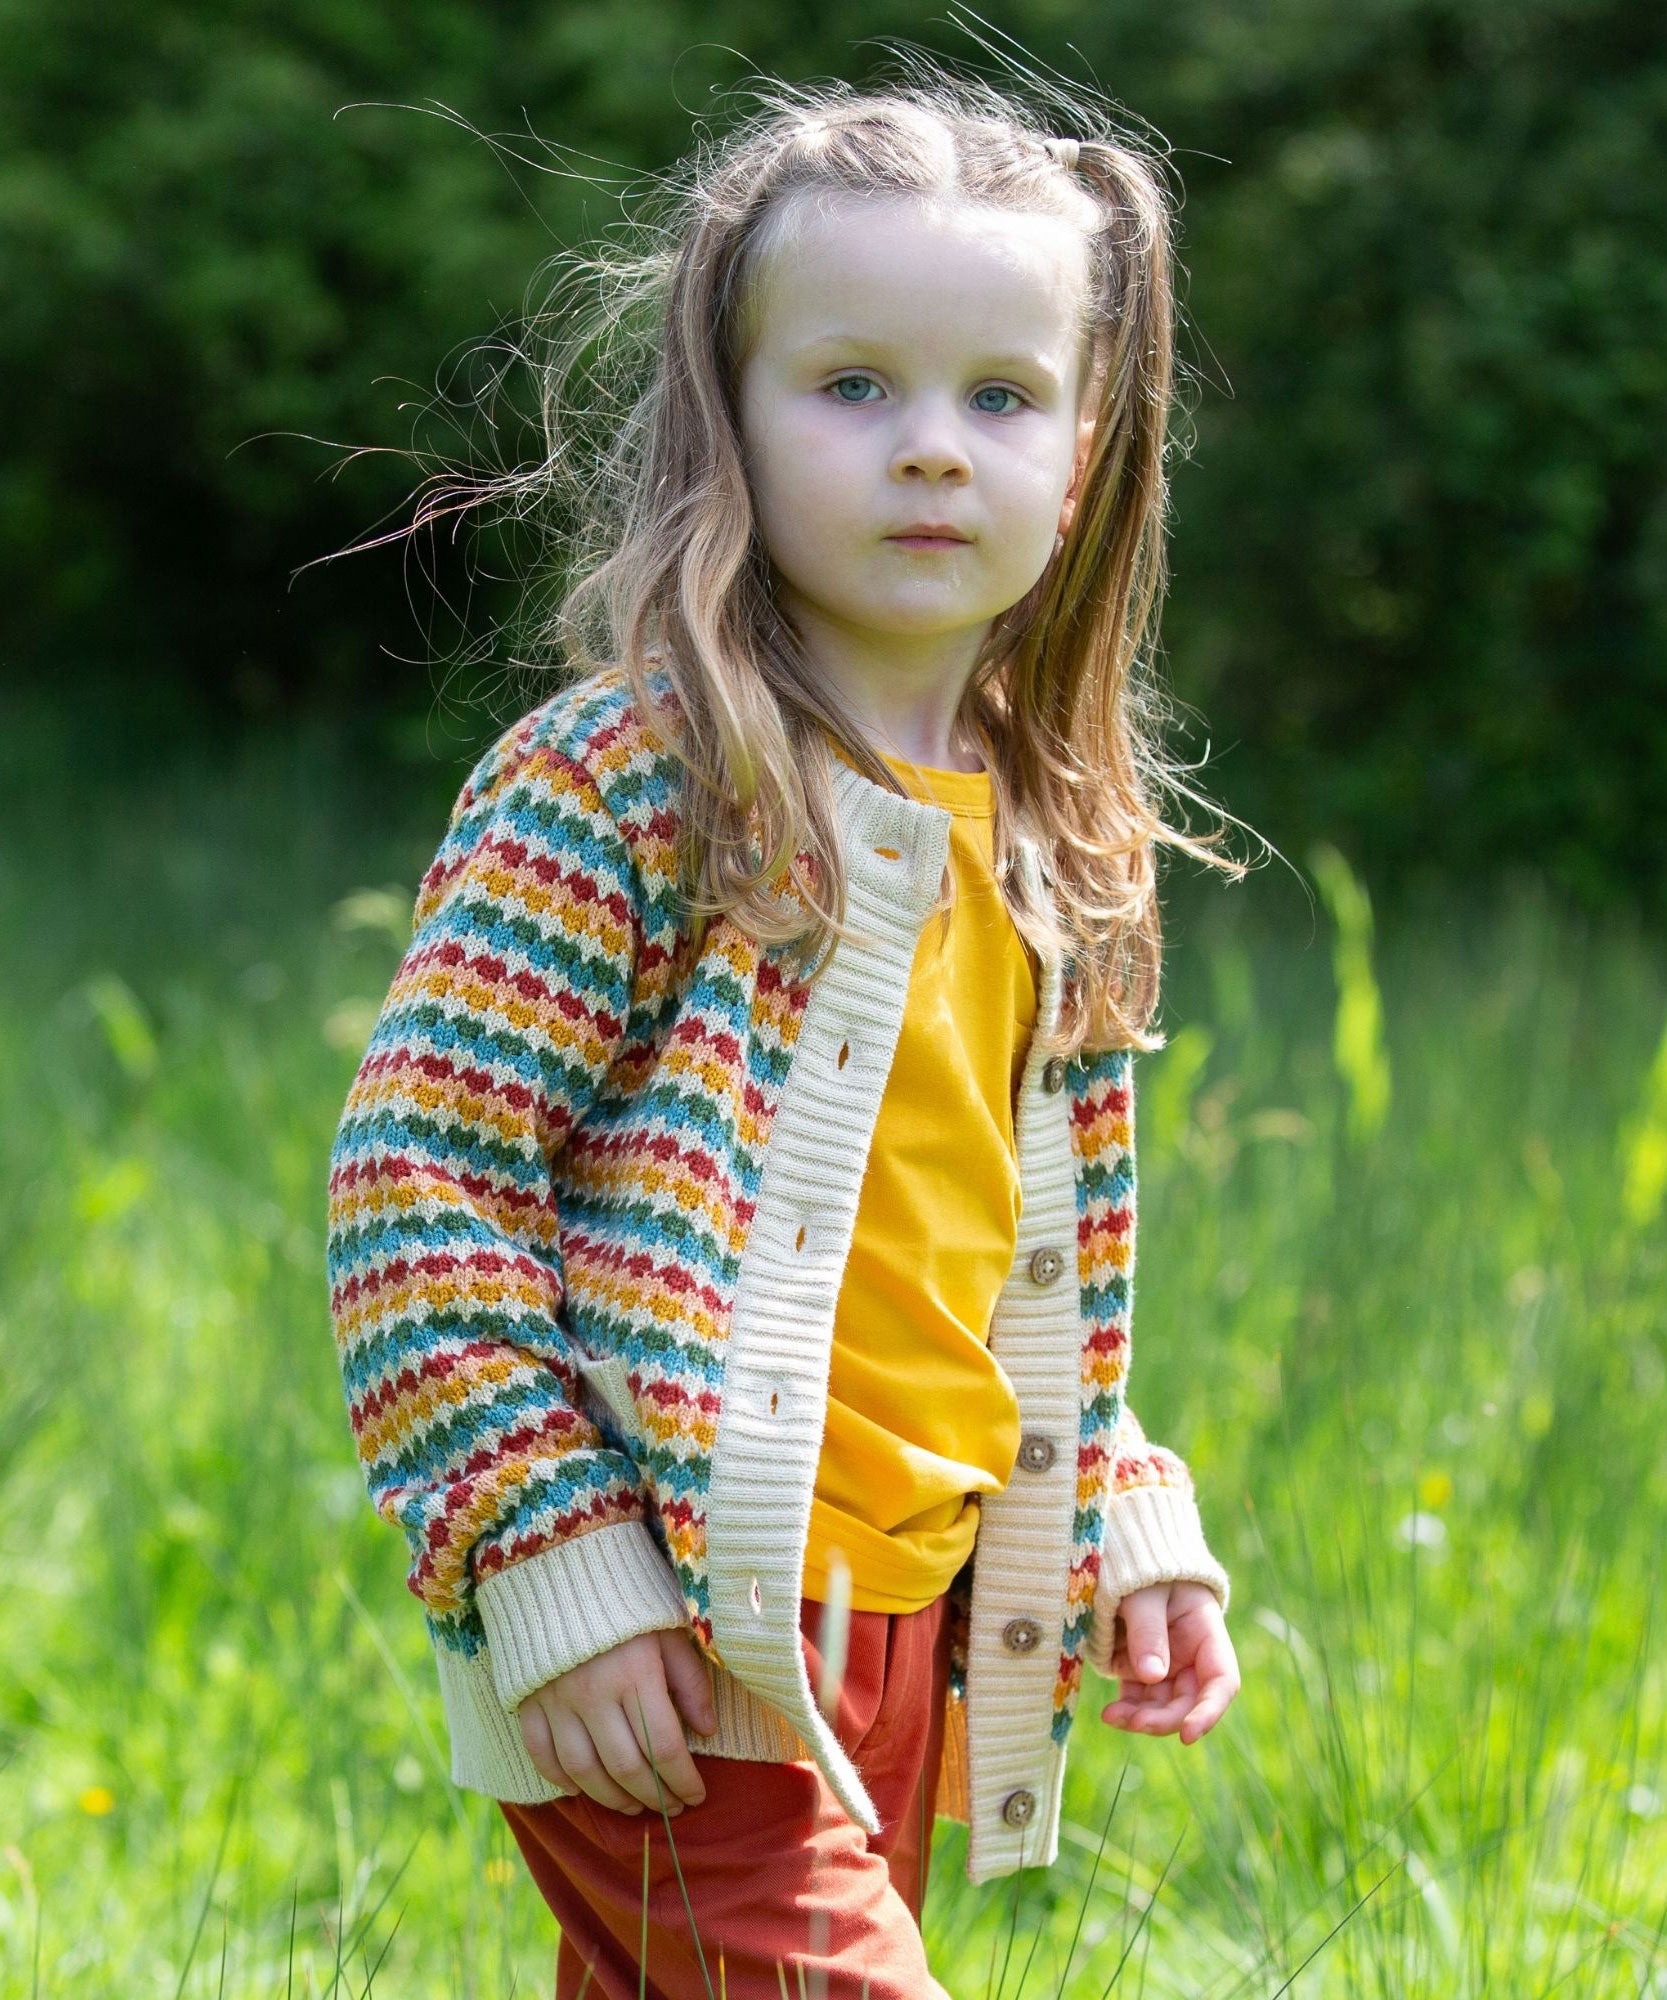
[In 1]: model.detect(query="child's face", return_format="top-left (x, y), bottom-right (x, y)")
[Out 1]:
top-left (736, 191), bottom-right (1095, 669)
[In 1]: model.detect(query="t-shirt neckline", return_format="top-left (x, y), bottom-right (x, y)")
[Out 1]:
top-left (823, 729), bottom-right (995, 819)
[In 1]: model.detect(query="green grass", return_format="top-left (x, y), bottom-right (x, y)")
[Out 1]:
top-left (1, 711), bottom-right (1664, 1996)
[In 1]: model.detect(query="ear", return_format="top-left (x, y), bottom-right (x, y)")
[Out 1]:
top-left (1057, 406), bottom-right (1098, 538)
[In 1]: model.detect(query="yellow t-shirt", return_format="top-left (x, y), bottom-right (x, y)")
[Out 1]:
top-left (802, 736), bottom-right (1038, 1612)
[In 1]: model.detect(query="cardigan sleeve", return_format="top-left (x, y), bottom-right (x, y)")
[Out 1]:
top-left (325, 719), bottom-right (687, 1712)
top-left (1086, 1401), bottom-right (1232, 1674)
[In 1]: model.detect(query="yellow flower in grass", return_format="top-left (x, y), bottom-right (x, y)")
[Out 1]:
top-left (483, 1856), bottom-right (517, 1886)
top-left (1417, 1470), bottom-right (1453, 1509)
top-left (78, 1786), bottom-right (116, 1816)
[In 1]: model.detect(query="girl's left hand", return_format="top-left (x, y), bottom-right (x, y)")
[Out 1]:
top-left (1099, 1579), bottom-right (1240, 1745)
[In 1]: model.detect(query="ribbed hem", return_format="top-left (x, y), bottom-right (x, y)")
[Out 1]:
top-left (475, 1519), bottom-right (690, 1710)
top-left (1087, 1484), bottom-right (1232, 1678)
top-left (437, 1640), bottom-right (560, 1802)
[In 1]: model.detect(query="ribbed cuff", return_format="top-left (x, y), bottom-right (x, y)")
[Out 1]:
top-left (1088, 1484), bottom-right (1232, 1677)
top-left (475, 1519), bottom-right (691, 1710)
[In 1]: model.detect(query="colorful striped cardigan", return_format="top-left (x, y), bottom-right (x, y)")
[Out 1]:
top-left (325, 664), bottom-right (1231, 1885)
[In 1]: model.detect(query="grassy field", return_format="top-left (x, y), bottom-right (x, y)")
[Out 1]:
top-left (2, 709), bottom-right (1664, 1996)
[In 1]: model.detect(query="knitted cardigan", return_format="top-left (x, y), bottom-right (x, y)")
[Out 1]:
top-left (325, 664), bottom-right (1231, 1885)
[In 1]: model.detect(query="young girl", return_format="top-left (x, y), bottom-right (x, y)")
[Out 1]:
top-left (327, 68), bottom-right (1245, 1999)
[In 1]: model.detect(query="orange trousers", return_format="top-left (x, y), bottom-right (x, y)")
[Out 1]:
top-left (500, 1589), bottom-right (956, 1998)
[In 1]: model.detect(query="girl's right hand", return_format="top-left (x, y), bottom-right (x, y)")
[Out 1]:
top-left (516, 1627), bottom-right (719, 1815)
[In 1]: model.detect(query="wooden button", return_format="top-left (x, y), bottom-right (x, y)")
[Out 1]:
top-left (1002, 1617), bottom-right (1042, 1654)
top-left (1017, 1434), bottom-right (1056, 1473)
top-left (1002, 1789), bottom-right (1037, 1828)
top-left (1042, 1056), bottom-right (1068, 1092)
top-left (1028, 1245), bottom-right (1065, 1286)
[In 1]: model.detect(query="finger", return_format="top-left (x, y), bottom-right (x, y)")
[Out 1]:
top-left (1189, 1619), bottom-right (1240, 1686)
top-left (1102, 1677), bottom-right (1184, 1722)
top-left (1102, 1667), bottom-right (1198, 1733)
top-left (1109, 1664), bottom-right (1194, 1709)
top-left (1178, 1655), bottom-right (1241, 1744)
top-left (1108, 1684), bottom-right (1198, 1735)
top-left (1107, 1637), bottom-right (1182, 1688)
top-left (589, 1705), bottom-right (674, 1815)
top-left (1177, 1679), bottom-right (1236, 1743)
top-left (658, 1628), bottom-right (718, 1737)
top-left (626, 1680), bottom-right (709, 1809)
top-left (549, 1715), bottom-right (646, 1816)
top-left (1117, 1595), bottom-right (1172, 1682)
top-left (517, 1696), bottom-right (576, 1792)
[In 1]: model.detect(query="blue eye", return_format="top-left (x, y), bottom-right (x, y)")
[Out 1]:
top-left (824, 375), bottom-right (1028, 413)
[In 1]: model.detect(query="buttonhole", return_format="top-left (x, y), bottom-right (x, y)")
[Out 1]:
top-left (795, 1223), bottom-right (807, 1252)
top-left (873, 845), bottom-right (902, 860)
top-left (837, 1041), bottom-right (850, 1069)
top-left (748, 1576), bottom-right (763, 1615)
top-left (769, 1391), bottom-right (779, 1415)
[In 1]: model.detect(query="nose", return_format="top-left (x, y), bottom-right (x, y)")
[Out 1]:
top-left (888, 392), bottom-right (972, 484)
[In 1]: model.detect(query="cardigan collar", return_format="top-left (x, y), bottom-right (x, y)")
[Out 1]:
top-left (824, 752), bottom-right (1064, 1043)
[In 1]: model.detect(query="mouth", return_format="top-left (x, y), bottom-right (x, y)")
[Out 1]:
top-left (886, 531), bottom-right (972, 551)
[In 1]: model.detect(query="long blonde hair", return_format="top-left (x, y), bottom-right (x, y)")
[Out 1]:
top-left (368, 61), bottom-right (1265, 1056)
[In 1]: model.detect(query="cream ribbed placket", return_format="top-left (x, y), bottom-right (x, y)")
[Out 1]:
top-left (703, 760), bottom-right (1085, 1880)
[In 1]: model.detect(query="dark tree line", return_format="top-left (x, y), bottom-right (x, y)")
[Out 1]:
top-left (2, 0), bottom-right (1661, 910)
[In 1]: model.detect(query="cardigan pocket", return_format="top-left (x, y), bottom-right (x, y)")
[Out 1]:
top-left (574, 1348), bottom-right (648, 1452)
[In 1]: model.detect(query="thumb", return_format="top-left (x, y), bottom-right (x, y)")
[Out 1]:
top-left (1119, 1588), bottom-right (1171, 1682)
top-left (657, 1626), bottom-right (718, 1734)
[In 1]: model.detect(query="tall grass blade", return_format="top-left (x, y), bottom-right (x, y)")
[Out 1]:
top-left (359, 1904), bottom-right (404, 1997)
top-left (992, 1819), bottom-right (1027, 1998)
top-left (286, 1879), bottom-right (299, 2000)
top-left (81, 971), bottom-right (159, 1083)
top-left (328, 1875), bottom-right (345, 2000)
top-left (333, 1834), bottom-right (422, 1978)
top-left (1309, 841), bottom-right (1391, 1146)
top-left (1618, 1004), bottom-right (1667, 1227)
top-left (1097, 1820), bottom-right (1185, 2000)
top-left (816, 1553), bottom-right (852, 1723)
top-left (169, 1767), bottom-right (244, 2000)
top-left (1055, 1766), bottom-right (1129, 1997)
top-left (1199, 1749), bottom-right (1459, 2000)
top-left (1265, 1862), bottom-right (1397, 1997)
top-left (634, 1692), bottom-right (716, 1999)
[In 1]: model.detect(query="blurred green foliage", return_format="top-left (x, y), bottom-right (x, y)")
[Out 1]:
top-left (0, 0), bottom-right (1661, 908)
